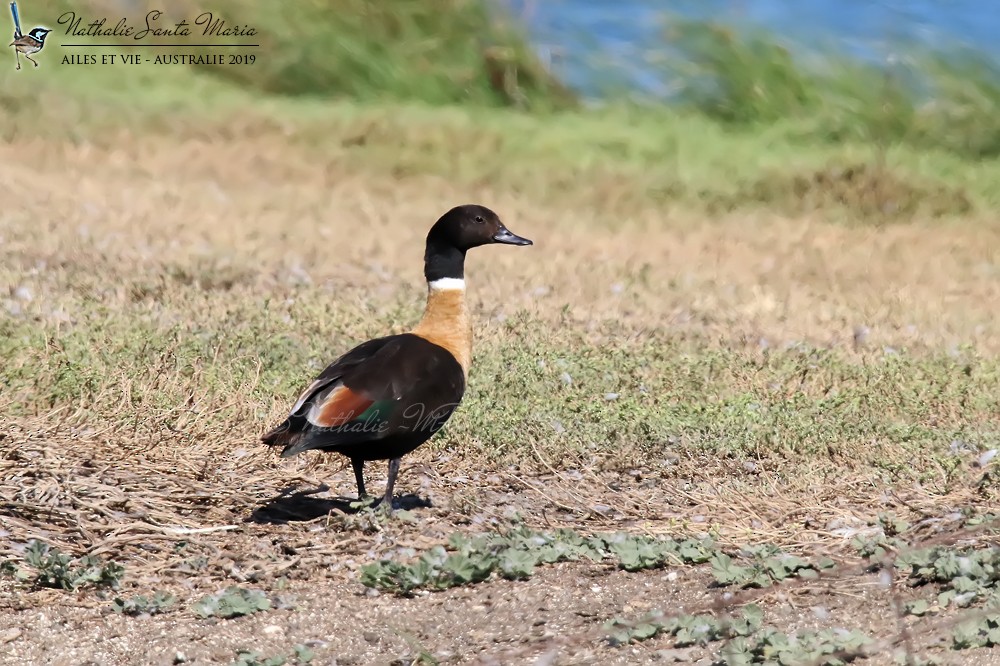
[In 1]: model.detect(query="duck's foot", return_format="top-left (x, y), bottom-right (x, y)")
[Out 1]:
top-left (346, 458), bottom-right (400, 514)
top-left (348, 495), bottom-right (379, 511)
top-left (367, 493), bottom-right (394, 516)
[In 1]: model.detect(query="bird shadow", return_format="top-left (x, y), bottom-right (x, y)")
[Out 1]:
top-left (249, 484), bottom-right (432, 524)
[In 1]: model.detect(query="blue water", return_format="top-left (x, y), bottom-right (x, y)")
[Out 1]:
top-left (503, 0), bottom-right (1000, 98)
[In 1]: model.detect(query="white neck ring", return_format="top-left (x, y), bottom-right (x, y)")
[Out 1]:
top-left (428, 277), bottom-right (466, 291)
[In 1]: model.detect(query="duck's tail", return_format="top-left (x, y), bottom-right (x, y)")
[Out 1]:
top-left (261, 421), bottom-right (297, 447)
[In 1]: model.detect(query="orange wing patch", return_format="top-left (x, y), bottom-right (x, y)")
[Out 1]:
top-left (310, 385), bottom-right (374, 427)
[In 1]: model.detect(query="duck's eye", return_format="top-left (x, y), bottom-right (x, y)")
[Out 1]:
top-left (475, 216), bottom-right (484, 223)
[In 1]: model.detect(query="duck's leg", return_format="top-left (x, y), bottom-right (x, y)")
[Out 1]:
top-left (351, 458), bottom-right (367, 499)
top-left (381, 457), bottom-right (401, 510)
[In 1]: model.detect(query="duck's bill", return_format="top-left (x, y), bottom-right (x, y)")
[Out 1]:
top-left (493, 227), bottom-right (533, 246)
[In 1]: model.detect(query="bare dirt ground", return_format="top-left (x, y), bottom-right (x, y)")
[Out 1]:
top-left (2, 434), bottom-right (996, 666)
top-left (3, 135), bottom-right (1000, 665)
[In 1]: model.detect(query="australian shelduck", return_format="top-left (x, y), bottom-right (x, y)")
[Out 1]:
top-left (262, 204), bottom-right (532, 510)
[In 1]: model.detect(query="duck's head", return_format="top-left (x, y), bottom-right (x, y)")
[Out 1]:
top-left (428, 204), bottom-right (532, 250)
top-left (424, 204), bottom-right (532, 282)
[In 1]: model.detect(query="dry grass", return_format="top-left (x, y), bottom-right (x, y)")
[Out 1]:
top-left (3, 129), bottom-right (1000, 663)
top-left (3, 130), bottom-right (1000, 503)
top-left (5, 134), bottom-right (1000, 345)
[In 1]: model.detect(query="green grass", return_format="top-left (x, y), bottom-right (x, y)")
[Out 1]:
top-left (274, 100), bottom-right (992, 220)
top-left (661, 18), bottom-right (1000, 159)
top-left (19, 0), bottom-right (574, 109)
top-left (23, 0), bottom-right (998, 162)
top-left (5, 69), bottom-right (997, 221)
top-left (1, 1), bottom-right (998, 222)
top-left (3, 288), bottom-right (998, 482)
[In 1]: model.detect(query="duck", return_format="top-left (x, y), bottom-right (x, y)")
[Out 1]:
top-left (262, 204), bottom-right (532, 510)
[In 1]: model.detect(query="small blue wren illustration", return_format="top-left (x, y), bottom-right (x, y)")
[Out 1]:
top-left (9, 1), bottom-right (50, 69)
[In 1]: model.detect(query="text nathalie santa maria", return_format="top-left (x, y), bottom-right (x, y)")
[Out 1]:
top-left (57, 10), bottom-right (258, 39)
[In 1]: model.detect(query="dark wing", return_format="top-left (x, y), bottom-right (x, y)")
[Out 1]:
top-left (261, 335), bottom-right (397, 447)
top-left (262, 334), bottom-right (465, 456)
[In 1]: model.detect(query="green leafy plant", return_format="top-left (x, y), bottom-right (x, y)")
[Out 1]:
top-left (851, 540), bottom-right (1000, 655)
top-left (291, 645), bottom-right (315, 665)
top-left (741, 627), bottom-right (872, 665)
top-left (951, 592), bottom-right (1000, 650)
top-left (194, 586), bottom-right (272, 619)
top-left (851, 533), bottom-right (905, 562)
top-left (230, 651), bottom-right (286, 666)
top-left (605, 604), bottom-right (763, 647)
top-left (360, 526), bottom-right (715, 596)
top-left (606, 533), bottom-right (713, 572)
top-left (111, 592), bottom-right (176, 616)
top-left (877, 512), bottom-right (911, 537)
top-left (953, 611), bottom-right (1000, 650)
top-left (709, 546), bottom-right (833, 589)
top-left (3, 541), bottom-right (124, 591)
top-left (607, 605), bottom-right (874, 664)
top-left (333, 503), bottom-right (419, 534)
top-left (360, 545), bottom-right (494, 595)
top-left (895, 545), bottom-right (1000, 613)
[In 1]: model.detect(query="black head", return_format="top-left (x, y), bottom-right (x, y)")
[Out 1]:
top-left (28, 27), bottom-right (51, 42)
top-left (424, 204), bottom-right (532, 282)
top-left (427, 204), bottom-right (532, 251)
